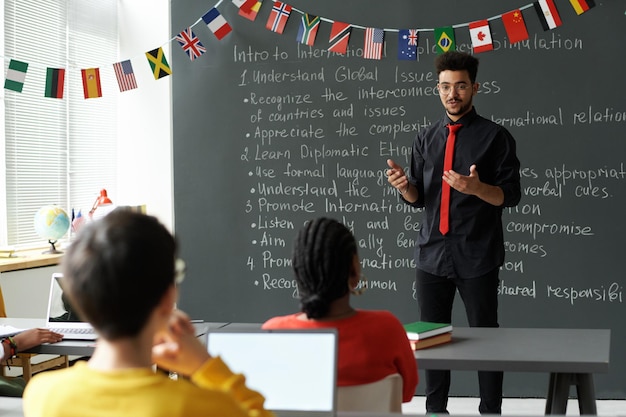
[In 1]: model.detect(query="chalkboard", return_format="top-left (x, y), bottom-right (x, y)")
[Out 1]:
top-left (172, 0), bottom-right (625, 398)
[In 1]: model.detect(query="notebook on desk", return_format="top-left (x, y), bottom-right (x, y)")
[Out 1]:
top-left (206, 328), bottom-right (338, 417)
top-left (45, 273), bottom-right (97, 340)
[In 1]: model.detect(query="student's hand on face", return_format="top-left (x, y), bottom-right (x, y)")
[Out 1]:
top-left (13, 328), bottom-right (63, 351)
top-left (166, 309), bottom-right (196, 335)
top-left (152, 309), bottom-right (211, 376)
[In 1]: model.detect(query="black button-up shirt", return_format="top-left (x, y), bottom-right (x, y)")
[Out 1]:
top-left (406, 107), bottom-right (521, 278)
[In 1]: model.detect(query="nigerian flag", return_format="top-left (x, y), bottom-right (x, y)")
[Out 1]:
top-left (4, 59), bottom-right (29, 92)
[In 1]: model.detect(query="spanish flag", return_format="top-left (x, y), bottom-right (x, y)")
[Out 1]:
top-left (569, 0), bottom-right (595, 15)
top-left (81, 68), bottom-right (102, 99)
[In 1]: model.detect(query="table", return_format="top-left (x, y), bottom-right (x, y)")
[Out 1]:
top-left (4, 320), bottom-right (611, 415)
top-left (0, 318), bottom-right (227, 357)
top-left (414, 327), bottom-right (611, 415)
top-left (0, 250), bottom-right (62, 273)
top-left (214, 323), bottom-right (612, 414)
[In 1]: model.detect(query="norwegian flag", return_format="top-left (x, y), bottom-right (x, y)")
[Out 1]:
top-left (176, 28), bottom-right (206, 61)
top-left (266, 1), bottom-right (292, 34)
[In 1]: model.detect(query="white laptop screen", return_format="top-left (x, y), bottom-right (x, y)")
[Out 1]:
top-left (206, 329), bottom-right (337, 416)
top-left (48, 273), bottom-right (85, 323)
top-left (45, 273), bottom-right (97, 340)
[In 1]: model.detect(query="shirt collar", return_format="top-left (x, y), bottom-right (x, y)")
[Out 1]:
top-left (444, 106), bottom-right (478, 127)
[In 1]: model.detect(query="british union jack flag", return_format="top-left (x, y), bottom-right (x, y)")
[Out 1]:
top-left (176, 27), bottom-right (206, 61)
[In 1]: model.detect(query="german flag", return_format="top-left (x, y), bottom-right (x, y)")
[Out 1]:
top-left (45, 68), bottom-right (65, 99)
top-left (569, 0), bottom-right (595, 15)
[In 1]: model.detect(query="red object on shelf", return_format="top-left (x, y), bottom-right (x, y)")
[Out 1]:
top-left (89, 189), bottom-right (113, 217)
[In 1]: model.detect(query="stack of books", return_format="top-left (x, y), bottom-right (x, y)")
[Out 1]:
top-left (403, 321), bottom-right (453, 350)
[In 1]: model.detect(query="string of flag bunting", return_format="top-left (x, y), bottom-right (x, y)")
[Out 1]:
top-left (2, 0), bottom-right (595, 100)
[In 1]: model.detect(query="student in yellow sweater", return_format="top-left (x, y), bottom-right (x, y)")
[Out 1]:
top-left (24, 210), bottom-right (274, 417)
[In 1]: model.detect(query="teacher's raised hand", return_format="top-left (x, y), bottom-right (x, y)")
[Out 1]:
top-left (386, 159), bottom-right (408, 191)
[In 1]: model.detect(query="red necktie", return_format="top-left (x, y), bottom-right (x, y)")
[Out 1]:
top-left (439, 123), bottom-right (462, 235)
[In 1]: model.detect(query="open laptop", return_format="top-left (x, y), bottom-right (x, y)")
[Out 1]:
top-left (45, 273), bottom-right (97, 340)
top-left (206, 328), bottom-right (338, 417)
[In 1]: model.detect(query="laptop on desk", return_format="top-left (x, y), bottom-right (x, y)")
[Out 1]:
top-left (45, 273), bottom-right (97, 340)
top-left (206, 328), bottom-right (338, 417)
top-left (45, 273), bottom-right (210, 341)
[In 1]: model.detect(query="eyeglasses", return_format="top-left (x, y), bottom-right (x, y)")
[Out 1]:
top-left (437, 83), bottom-right (472, 95)
top-left (175, 258), bottom-right (186, 284)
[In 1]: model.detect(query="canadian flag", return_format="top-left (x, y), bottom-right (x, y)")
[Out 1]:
top-left (469, 20), bottom-right (493, 53)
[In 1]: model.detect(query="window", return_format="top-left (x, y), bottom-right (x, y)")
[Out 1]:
top-left (2, 0), bottom-right (118, 247)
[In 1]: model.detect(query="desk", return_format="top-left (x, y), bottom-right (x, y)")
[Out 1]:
top-left (217, 324), bottom-right (611, 415)
top-left (0, 318), bottom-right (227, 357)
top-left (0, 250), bottom-right (62, 273)
top-left (414, 327), bottom-right (611, 415)
top-left (4, 321), bottom-right (611, 416)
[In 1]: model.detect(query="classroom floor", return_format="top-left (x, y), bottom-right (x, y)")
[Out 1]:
top-left (403, 397), bottom-right (626, 415)
top-left (2, 396), bottom-right (625, 416)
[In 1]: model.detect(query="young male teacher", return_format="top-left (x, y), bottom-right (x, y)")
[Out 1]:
top-left (387, 51), bottom-right (521, 414)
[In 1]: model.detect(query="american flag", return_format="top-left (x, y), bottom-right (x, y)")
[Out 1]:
top-left (176, 28), bottom-right (206, 61)
top-left (364, 28), bottom-right (384, 60)
top-left (113, 60), bottom-right (137, 92)
top-left (266, 1), bottom-right (292, 34)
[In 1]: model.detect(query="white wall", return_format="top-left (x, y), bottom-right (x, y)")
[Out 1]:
top-left (116, 0), bottom-right (174, 231)
top-left (0, 2), bottom-right (174, 319)
top-left (0, 265), bottom-right (58, 318)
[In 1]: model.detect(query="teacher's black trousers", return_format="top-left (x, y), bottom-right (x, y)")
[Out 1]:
top-left (415, 268), bottom-right (503, 415)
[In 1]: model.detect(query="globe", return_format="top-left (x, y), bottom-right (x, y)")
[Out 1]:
top-left (34, 205), bottom-right (70, 254)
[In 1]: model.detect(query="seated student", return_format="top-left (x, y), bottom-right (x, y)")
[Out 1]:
top-left (262, 217), bottom-right (418, 403)
top-left (23, 210), bottom-right (274, 417)
top-left (1, 328), bottom-right (63, 397)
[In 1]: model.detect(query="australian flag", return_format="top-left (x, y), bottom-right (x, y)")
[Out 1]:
top-left (398, 29), bottom-right (419, 61)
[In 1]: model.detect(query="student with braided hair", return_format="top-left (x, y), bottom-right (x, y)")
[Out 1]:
top-left (262, 217), bottom-right (418, 403)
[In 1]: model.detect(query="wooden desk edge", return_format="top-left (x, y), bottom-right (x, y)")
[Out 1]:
top-left (0, 251), bottom-right (63, 273)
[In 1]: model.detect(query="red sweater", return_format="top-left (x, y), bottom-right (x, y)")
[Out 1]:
top-left (262, 309), bottom-right (418, 402)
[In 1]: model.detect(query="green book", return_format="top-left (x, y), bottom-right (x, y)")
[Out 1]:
top-left (404, 321), bottom-right (453, 340)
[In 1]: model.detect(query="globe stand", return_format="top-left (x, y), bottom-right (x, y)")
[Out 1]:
top-left (42, 239), bottom-right (63, 255)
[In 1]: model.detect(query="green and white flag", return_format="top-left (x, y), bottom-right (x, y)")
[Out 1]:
top-left (4, 59), bottom-right (29, 92)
